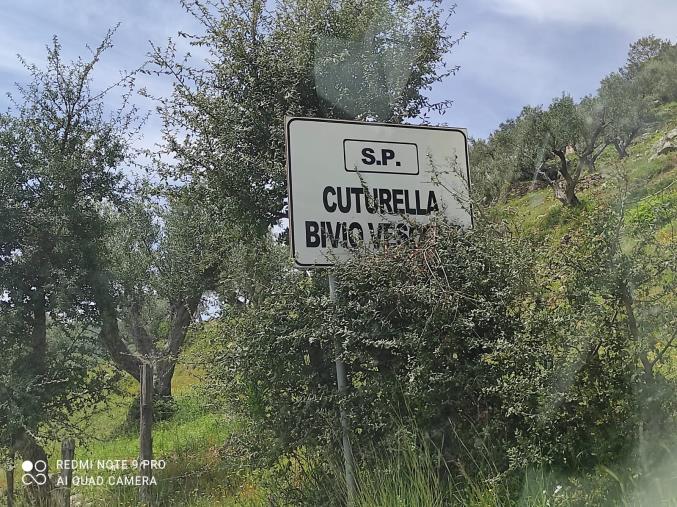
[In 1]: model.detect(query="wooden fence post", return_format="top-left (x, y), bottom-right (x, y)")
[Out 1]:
top-left (139, 363), bottom-right (154, 505)
top-left (6, 454), bottom-right (14, 507)
top-left (60, 439), bottom-right (75, 507)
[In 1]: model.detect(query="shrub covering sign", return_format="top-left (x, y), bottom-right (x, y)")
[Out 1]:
top-left (286, 117), bottom-right (472, 267)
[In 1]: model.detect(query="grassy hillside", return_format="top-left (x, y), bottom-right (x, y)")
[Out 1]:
top-left (504, 103), bottom-right (677, 240)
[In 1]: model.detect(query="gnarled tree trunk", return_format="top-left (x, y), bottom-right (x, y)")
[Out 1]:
top-left (553, 178), bottom-right (581, 206)
top-left (6, 452), bottom-right (15, 507)
top-left (548, 150), bottom-right (583, 207)
top-left (14, 432), bottom-right (51, 506)
top-left (154, 296), bottom-right (202, 399)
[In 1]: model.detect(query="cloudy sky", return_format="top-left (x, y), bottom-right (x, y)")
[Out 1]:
top-left (0, 0), bottom-right (675, 142)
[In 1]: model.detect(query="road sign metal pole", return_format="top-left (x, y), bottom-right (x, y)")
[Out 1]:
top-left (329, 273), bottom-right (357, 505)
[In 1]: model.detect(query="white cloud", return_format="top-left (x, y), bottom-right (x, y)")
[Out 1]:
top-left (479, 0), bottom-right (677, 39)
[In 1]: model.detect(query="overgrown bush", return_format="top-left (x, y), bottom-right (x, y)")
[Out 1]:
top-left (490, 194), bottom-right (676, 476)
top-left (206, 195), bottom-right (676, 504)
top-left (206, 221), bottom-right (530, 478)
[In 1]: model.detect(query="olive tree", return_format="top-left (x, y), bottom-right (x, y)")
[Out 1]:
top-left (621, 35), bottom-right (672, 80)
top-left (635, 43), bottom-right (677, 105)
top-left (149, 0), bottom-right (464, 235)
top-left (512, 95), bottom-right (607, 206)
top-left (103, 190), bottom-right (223, 401)
top-left (469, 118), bottom-right (520, 203)
top-left (147, 0), bottom-right (467, 421)
top-left (598, 72), bottom-right (654, 159)
top-left (0, 31), bottom-right (135, 502)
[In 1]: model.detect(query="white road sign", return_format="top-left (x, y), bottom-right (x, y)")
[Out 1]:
top-left (286, 117), bottom-right (472, 268)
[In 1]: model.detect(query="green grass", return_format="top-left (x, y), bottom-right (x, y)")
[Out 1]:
top-left (68, 359), bottom-right (256, 507)
top-left (0, 362), bottom-right (258, 507)
top-left (334, 425), bottom-right (677, 507)
top-left (64, 393), bottom-right (245, 506)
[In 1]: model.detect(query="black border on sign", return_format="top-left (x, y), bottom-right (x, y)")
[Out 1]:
top-left (285, 116), bottom-right (474, 269)
top-left (343, 139), bottom-right (420, 175)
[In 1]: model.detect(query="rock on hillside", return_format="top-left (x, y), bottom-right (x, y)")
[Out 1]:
top-left (651, 127), bottom-right (677, 159)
